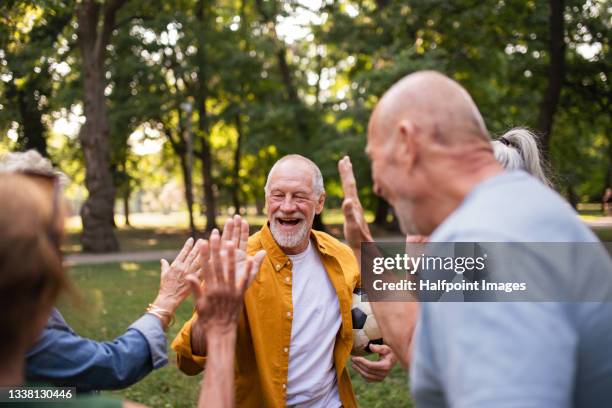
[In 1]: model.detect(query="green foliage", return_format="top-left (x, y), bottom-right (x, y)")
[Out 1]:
top-left (1, 0), bottom-right (610, 212)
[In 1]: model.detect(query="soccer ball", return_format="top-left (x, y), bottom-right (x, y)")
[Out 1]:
top-left (351, 288), bottom-right (383, 356)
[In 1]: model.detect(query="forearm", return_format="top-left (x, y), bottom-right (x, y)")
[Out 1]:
top-left (26, 324), bottom-right (159, 391)
top-left (197, 330), bottom-right (237, 408)
top-left (370, 301), bottom-right (419, 369)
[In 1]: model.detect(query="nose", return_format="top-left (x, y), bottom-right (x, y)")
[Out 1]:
top-left (280, 195), bottom-right (297, 212)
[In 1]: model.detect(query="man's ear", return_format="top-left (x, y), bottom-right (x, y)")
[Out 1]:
top-left (395, 119), bottom-right (419, 173)
top-left (315, 192), bottom-right (326, 214)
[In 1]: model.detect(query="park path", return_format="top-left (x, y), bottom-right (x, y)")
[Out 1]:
top-left (65, 218), bottom-right (612, 266)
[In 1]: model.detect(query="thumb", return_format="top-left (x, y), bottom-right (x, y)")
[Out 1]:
top-left (249, 250), bottom-right (267, 283)
top-left (160, 259), bottom-right (170, 274)
top-left (368, 343), bottom-right (389, 355)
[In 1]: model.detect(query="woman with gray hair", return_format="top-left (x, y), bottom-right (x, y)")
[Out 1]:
top-left (492, 127), bottom-right (552, 186)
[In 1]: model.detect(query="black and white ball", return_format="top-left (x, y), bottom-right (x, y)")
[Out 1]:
top-left (351, 288), bottom-right (383, 356)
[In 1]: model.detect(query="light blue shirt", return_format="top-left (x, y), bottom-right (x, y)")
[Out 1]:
top-left (26, 308), bottom-right (167, 392)
top-left (411, 171), bottom-right (612, 408)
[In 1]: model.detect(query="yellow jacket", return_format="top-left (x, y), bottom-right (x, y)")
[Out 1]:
top-left (172, 224), bottom-right (360, 407)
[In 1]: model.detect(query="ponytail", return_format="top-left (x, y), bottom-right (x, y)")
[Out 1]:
top-left (492, 127), bottom-right (552, 187)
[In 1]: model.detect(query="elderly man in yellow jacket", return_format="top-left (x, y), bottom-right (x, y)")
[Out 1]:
top-left (172, 154), bottom-right (397, 407)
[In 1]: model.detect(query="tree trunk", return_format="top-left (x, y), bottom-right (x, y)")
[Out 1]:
top-left (232, 113), bottom-right (244, 214)
top-left (195, 0), bottom-right (218, 234)
top-left (123, 188), bottom-right (131, 227)
top-left (179, 152), bottom-right (197, 238)
top-left (76, 0), bottom-right (125, 252)
top-left (537, 0), bottom-right (565, 156)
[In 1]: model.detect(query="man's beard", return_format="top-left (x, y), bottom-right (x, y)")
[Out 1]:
top-left (270, 214), bottom-right (312, 249)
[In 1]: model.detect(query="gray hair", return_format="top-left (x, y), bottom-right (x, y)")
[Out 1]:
top-left (264, 154), bottom-right (325, 198)
top-left (0, 150), bottom-right (69, 186)
top-left (492, 128), bottom-right (551, 187)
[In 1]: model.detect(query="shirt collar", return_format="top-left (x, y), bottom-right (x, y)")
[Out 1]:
top-left (260, 223), bottom-right (329, 272)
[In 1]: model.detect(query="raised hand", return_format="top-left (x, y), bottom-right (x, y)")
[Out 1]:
top-left (220, 214), bottom-right (249, 266)
top-left (150, 237), bottom-right (203, 329)
top-left (338, 156), bottom-right (373, 253)
top-left (189, 232), bottom-right (266, 336)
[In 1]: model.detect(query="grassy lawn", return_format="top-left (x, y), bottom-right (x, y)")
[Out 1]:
top-left (60, 261), bottom-right (413, 408)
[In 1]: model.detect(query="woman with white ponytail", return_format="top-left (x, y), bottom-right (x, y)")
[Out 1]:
top-left (492, 127), bottom-right (552, 187)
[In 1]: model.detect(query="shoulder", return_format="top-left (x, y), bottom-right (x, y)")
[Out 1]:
top-left (312, 230), bottom-right (352, 254)
top-left (312, 230), bottom-right (357, 268)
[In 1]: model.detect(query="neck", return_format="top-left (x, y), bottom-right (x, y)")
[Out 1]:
top-left (418, 148), bottom-right (503, 234)
top-left (282, 237), bottom-right (310, 255)
top-left (0, 351), bottom-right (25, 387)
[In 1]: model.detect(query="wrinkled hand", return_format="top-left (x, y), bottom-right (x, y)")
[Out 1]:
top-left (338, 156), bottom-right (373, 253)
top-left (189, 232), bottom-right (266, 336)
top-left (351, 344), bottom-right (397, 382)
top-left (154, 237), bottom-right (203, 314)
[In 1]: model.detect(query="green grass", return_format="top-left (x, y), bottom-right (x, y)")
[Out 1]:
top-left (60, 262), bottom-right (412, 408)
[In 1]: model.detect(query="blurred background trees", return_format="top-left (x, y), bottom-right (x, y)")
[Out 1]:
top-left (1, 0), bottom-right (609, 252)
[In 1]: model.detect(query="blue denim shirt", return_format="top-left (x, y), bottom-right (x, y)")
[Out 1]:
top-left (25, 308), bottom-right (168, 392)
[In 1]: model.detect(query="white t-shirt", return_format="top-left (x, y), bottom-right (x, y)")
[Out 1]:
top-left (286, 240), bottom-right (342, 408)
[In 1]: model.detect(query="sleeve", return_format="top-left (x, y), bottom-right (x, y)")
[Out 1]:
top-left (441, 302), bottom-right (577, 408)
top-left (26, 313), bottom-right (167, 392)
top-left (171, 313), bottom-right (208, 375)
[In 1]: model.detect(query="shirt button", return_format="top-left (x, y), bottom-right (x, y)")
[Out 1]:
top-left (286, 311), bottom-right (292, 319)
top-left (275, 264), bottom-right (281, 271)
top-left (285, 276), bottom-right (291, 283)
top-left (282, 384), bottom-right (286, 389)
top-left (283, 347), bottom-right (288, 353)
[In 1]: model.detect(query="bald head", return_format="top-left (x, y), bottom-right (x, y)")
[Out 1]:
top-left (265, 154), bottom-right (325, 198)
top-left (369, 71), bottom-right (489, 146)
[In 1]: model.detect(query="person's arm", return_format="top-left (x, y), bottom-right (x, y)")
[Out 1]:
top-left (26, 313), bottom-right (163, 391)
top-left (339, 156), bottom-right (418, 369)
top-left (26, 238), bottom-right (202, 391)
top-left (190, 229), bottom-right (266, 408)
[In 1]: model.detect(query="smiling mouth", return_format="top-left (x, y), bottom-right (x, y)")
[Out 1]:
top-left (277, 218), bottom-right (302, 226)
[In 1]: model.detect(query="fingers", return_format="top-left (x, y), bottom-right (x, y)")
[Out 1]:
top-left (210, 231), bottom-right (224, 283)
top-left (232, 215), bottom-right (241, 248)
top-left (368, 343), bottom-right (391, 355)
top-left (225, 242), bottom-right (236, 289)
top-left (176, 237), bottom-right (195, 263)
top-left (239, 219), bottom-right (249, 252)
top-left (199, 240), bottom-right (211, 282)
top-left (338, 156), bottom-right (359, 201)
top-left (160, 259), bottom-right (170, 275)
top-left (185, 239), bottom-right (203, 271)
top-left (239, 258), bottom-right (254, 294)
top-left (247, 250), bottom-right (266, 289)
top-left (342, 198), bottom-right (358, 224)
top-left (221, 217), bottom-right (233, 241)
top-left (351, 358), bottom-right (386, 382)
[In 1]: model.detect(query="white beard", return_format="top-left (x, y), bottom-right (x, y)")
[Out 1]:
top-left (270, 216), bottom-right (312, 249)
